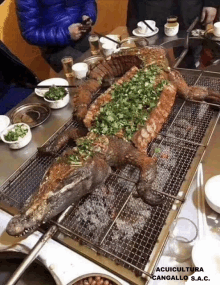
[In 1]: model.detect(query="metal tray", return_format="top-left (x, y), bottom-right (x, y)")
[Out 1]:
top-left (10, 103), bottom-right (51, 128)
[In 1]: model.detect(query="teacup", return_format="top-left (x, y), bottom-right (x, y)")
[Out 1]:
top-left (72, 63), bottom-right (88, 79)
top-left (214, 22), bottom-right (220, 37)
top-left (164, 22), bottom-right (179, 37)
top-left (102, 43), bottom-right (116, 57)
top-left (99, 34), bottom-right (120, 47)
top-left (137, 20), bottom-right (156, 34)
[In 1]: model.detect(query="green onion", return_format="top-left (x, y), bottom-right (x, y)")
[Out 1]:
top-left (4, 125), bottom-right (28, 141)
top-left (44, 86), bottom-right (67, 101)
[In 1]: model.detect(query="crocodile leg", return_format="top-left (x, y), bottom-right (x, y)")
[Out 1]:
top-left (168, 69), bottom-right (220, 105)
top-left (106, 137), bottom-right (164, 206)
top-left (38, 126), bottom-right (88, 156)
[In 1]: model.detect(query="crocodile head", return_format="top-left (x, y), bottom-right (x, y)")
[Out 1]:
top-left (6, 157), bottom-right (111, 237)
top-left (6, 189), bottom-right (77, 237)
top-left (6, 168), bottom-right (91, 237)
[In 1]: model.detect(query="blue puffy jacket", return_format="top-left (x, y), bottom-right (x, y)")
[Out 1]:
top-left (16, 0), bottom-right (97, 46)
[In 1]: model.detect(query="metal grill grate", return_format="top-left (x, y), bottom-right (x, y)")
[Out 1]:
top-left (160, 100), bottom-right (215, 145)
top-left (57, 135), bottom-right (200, 275)
top-left (176, 68), bottom-right (201, 86)
top-left (0, 70), bottom-right (220, 282)
top-left (196, 74), bottom-right (220, 91)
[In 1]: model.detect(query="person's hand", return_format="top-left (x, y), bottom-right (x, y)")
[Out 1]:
top-left (68, 23), bottom-right (83, 41)
top-left (82, 15), bottom-right (93, 26)
top-left (80, 15), bottom-right (93, 33)
top-left (201, 7), bottom-right (217, 24)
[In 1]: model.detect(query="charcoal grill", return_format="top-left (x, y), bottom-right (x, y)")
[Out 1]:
top-left (0, 68), bottom-right (220, 285)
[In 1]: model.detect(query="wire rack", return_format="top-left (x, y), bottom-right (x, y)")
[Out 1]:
top-left (0, 69), bottom-right (220, 283)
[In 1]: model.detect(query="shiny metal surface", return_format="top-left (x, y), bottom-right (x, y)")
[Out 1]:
top-left (10, 103), bottom-right (51, 128)
top-left (5, 205), bottom-right (74, 285)
top-left (0, 251), bottom-right (57, 285)
top-left (83, 55), bottom-right (104, 69)
top-left (68, 273), bottom-right (122, 285)
top-left (120, 37), bottom-right (149, 48)
top-left (161, 37), bottom-right (204, 49)
top-left (0, 94), bottom-right (73, 186)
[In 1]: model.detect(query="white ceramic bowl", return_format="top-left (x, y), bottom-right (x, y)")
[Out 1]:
top-left (0, 115), bottom-right (10, 139)
top-left (44, 92), bottom-right (70, 109)
top-left (102, 42), bottom-right (116, 57)
top-left (35, 78), bottom-right (69, 97)
top-left (164, 23), bottom-right (179, 37)
top-left (99, 34), bottom-right (120, 47)
top-left (205, 175), bottom-right (220, 213)
top-left (1, 123), bottom-right (32, 149)
top-left (72, 63), bottom-right (88, 79)
top-left (214, 22), bottom-right (220, 37)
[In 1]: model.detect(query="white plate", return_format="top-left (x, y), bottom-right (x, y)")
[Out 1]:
top-left (132, 27), bottom-right (159, 38)
top-left (205, 175), bottom-right (220, 213)
top-left (35, 78), bottom-right (69, 97)
top-left (192, 237), bottom-right (220, 276)
top-left (0, 115), bottom-right (10, 139)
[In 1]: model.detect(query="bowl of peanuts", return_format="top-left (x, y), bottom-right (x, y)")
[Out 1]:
top-left (68, 273), bottom-right (122, 285)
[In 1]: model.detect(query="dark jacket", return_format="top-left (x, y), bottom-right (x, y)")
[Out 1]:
top-left (0, 40), bottom-right (39, 114)
top-left (127, 0), bottom-right (219, 32)
top-left (16, 0), bottom-right (97, 47)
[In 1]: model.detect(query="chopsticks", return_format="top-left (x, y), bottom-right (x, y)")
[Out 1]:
top-left (94, 31), bottom-right (121, 46)
top-left (143, 20), bottom-right (155, 32)
top-left (34, 85), bottom-right (78, 89)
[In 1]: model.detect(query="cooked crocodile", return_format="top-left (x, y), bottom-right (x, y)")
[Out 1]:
top-left (6, 46), bottom-right (220, 237)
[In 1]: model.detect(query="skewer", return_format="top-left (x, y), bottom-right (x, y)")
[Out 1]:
top-left (94, 31), bottom-right (121, 46)
top-left (143, 20), bottom-right (155, 32)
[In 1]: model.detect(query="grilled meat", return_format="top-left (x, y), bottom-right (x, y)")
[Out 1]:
top-left (6, 46), bottom-right (220, 237)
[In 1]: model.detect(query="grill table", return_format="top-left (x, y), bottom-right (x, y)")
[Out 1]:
top-left (1, 27), bottom-right (220, 285)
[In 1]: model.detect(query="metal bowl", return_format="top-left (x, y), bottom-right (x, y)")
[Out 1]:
top-left (10, 103), bottom-right (51, 128)
top-left (83, 56), bottom-right (105, 69)
top-left (0, 251), bottom-right (58, 285)
top-left (120, 37), bottom-right (149, 49)
top-left (67, 273), bottom-right (122, 285)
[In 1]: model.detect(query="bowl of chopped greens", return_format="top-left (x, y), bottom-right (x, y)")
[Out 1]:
top-left (35, 78), bottom-right (68, 97)
top-left (44, 86), bottom-right (70, 109)
top-left (1, 123), bottom-right (32, 149)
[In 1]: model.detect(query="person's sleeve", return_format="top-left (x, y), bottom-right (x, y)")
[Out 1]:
top-left (16, 0), bottom-right (72, 46)
top-left (203, 0), bottom-right (219, 7)
top-left (82, 0), bottom-right (97, 24)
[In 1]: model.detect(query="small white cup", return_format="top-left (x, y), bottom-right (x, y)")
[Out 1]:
top-left (102, 43), bottom-right (116, 57)
top-left (137, 20), bottom-right (156, 34)
top-left (214, 22), bottom-right (220, 37)
top-left (99, 34), bottom-right (120, 46)
top-left (72, 63), bottom-right (88, 79)
top-left (164, 22), bottom-right (179, 37)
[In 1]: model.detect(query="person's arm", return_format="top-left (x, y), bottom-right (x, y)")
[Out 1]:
top-left (16, 0), bottom-right (72, 46)
top-left (201, 0), bottom-right (219, 24)
top-left (81, 0), bottom-right (97, 24)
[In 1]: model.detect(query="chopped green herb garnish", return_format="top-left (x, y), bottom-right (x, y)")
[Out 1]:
top-left (44, 86), bottom-right (67, 101)
top-left (91, 65), bottom-right (168, 140)
top-left (4, 125), bottom-right (28, 141)
top-left (66, 134), bottom-right (109, 164)
top-left (154, 147), bottom-right (161, 154)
